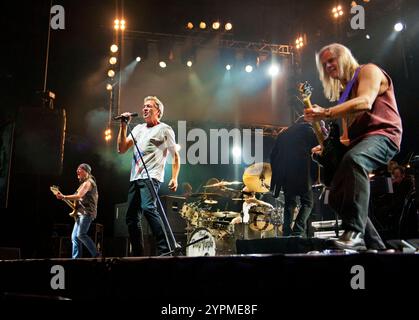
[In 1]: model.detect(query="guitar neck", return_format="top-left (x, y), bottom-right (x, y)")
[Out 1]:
top-left (303, 97), bottom-right (325, 146)
top-left (63, 199), bottom-right (75, 210)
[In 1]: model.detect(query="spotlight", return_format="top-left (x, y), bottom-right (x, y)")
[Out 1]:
top-left (212, 22), bottom-right (220, 30)
top-left (109, 57), bottom-right (117, 65)
top-left (225, 23), bottom-right (233, 31)
top-left (120, 19), bottom-right (126, 31)
top-left (107, 69), bottom-right (115, 78)
top-left (106, 84), bottom-right (113, 91)
top-left (114, 19), bottom-right (120, 30)
top-left (136, 56), bottom-right (141, 62)
top-left (225, 64), bottom-right (231, 71)
top-left (186, 22), bottom-right (194, 30)
top-left (232, 146), bottom-right (242, 158)
top-left (332, 5), bottom-right (343, 18)
top-left (186, 60), bottom-right (193, 67)
top-left (159, 61), bottom-right (167, 68)
top-left (268, 65), bottom-right (280, 77)
top-left (110, 44), bottom-right (118, 53)
top-left (295, 36), bottom-right (305, 49)
top-left (199, 21), bottom-right (206, 29)
top-left (366, 34), bottom-right (370, 39)
top-left (245, 65), bottom-right (253, 73)
top-left (104, 128), bottom-right (112, 141)
top-left (394, 22), bottom-right (404, 32)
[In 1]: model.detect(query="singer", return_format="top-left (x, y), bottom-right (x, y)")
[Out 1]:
top-left (117, 96), bottom-right (180, 256)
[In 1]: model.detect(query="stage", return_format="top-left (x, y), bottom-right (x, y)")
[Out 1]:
top-left (1, 250), bottom-right (419, 302)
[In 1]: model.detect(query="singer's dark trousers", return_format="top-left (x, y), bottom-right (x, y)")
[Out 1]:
top-left (126, 178), bottom-right (169, 256)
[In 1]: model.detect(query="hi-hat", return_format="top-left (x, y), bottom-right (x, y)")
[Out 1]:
top-left (204, 181), bottom-right (243, 188)
top-left (209, 211), bottom-right (240, 218)
top-left (243, 162), bottom-right (272, 193)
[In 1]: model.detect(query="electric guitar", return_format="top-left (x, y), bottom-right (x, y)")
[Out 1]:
top-left (50, 185), bottom-right (78, 220)
top-left (298, 81), bottom-right (348, 186)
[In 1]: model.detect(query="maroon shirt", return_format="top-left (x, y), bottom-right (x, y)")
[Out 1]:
top-left (347, 64), bottom-right (402, 150)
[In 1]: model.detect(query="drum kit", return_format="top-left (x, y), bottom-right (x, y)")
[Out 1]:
top-left (180, 162), bottom-right (285, 256)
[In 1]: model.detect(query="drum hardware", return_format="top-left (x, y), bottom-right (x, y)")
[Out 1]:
top-left (243, 162), bottom-right (272, 193)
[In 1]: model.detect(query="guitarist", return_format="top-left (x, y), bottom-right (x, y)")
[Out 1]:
top-left (55, 163), bottom-right (100, 258)
top-left (304, 43), bottom-right (402, 250)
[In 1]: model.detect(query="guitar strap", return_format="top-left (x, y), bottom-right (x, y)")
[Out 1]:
top-left (338, 67), bottom-right (361, 104)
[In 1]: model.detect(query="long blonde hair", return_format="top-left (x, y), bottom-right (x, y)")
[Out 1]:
top-left (316, 43), bottom-right (360, 102)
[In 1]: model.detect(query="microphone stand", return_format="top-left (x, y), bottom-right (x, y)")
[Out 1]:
top-left (123, 118), bottom-right (178, 255)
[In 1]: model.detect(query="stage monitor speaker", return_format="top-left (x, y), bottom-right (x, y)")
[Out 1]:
top-left (159, 195), bottom-right (187, 234)
top-left (14, 107), bottom-right (66, 175)
top-left (236, 237), bottom-right (331, 254)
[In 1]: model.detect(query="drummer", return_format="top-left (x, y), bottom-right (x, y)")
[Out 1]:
top-left (230, 187), bottom-right (273, 224)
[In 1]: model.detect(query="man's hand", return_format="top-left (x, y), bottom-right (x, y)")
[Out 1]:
top-left (304, 104), bottom-right (327, 122)
top-left (56, 192), bottom-right (64, 200)
top-left (168, 178), bottom-right (178, 192)
top-left (311, 145), bottom-right (323, 155)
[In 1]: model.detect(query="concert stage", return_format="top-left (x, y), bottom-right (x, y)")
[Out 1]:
top-left (1, 249), bottom-right (419, 305)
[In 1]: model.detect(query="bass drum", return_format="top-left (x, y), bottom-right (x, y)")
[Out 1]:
top-left (186, 228), bottom-right (235, 256)
top-left (186, 228), bottom-right (216, 256)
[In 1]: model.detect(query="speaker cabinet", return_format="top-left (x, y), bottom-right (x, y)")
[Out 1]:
top-left (14, 107), bottom-right (66, 175)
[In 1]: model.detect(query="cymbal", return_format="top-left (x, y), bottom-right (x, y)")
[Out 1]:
top-left (204, 181), bottom-right (243, 188)
top-left (209, 211), bottom-right (241, 218)
top-left (221, 211), bottom-right (241, 218)
top-left (204, 199), bottom-right (218, 205)
top-left (189, 193), bottom-right (221, 198)
top-left (243, 162), bottom-right (272, 193)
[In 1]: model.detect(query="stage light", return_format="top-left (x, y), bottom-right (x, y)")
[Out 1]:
top-left (159, 61), bottom-right (167, 68)
top-left (245, 65), bottom-right (253, 73)
top-left (114, 19), bottom-right (126, 31)
top-left (268, 65), bottom-right (280, 77)
top-left (226, 64), bottom-right (231, 71)
top-left (212, 22), bottom-right (220, 30)
top-left (136, 56), bottom-right (141, 62)
top-left (199, 21), bottom-right (207, 29)
top-left (109, 57), bottom-right (117, 65)
top-left (332, 5), bottom-right (343, 18)
top-left (110, 44), bottom-right (118, 53)
top-left (104, 128), bottom-right (112, 141)
top-left (366, 34), bottom-right (370, 39)
top-left (106, 84), bottom-right (113, 91)
top-left (107, 69), bottom-right (115, 78)
top-left (186, 22), bottom-right (194, 30)
top-left (295, 36), bottom-right (304, 49)
top-left (186, 60), bottom-right (193, 67)
top-left (232, 146), bottom-right (242, 158)
top-left (225, 23), bottom-right (233, 31)
top-left (394, 22), bottom-right (404, 32)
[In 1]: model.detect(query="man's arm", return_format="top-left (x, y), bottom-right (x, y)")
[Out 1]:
top-left (117, 116), bottom-right (134, 154)
top-left (168, 150), bottom-right (180, 192)
top-left (305, 64), bottom-right (386, 121)
top-left (56, 181), bottom-right (91, 201)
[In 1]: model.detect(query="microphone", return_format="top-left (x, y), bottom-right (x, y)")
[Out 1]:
top-left (114, 112), bottom-right (138, 120)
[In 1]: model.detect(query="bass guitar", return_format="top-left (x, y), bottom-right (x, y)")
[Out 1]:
top-left (298, 81), bottom-right (348, 186)
top-left (50, 185), bottom-right (78, 220)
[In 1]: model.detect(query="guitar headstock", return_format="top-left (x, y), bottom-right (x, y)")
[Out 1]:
top-left (50, 185), bottom-right (60, 195)
top-left (298, 81), bottom-right (313, 99)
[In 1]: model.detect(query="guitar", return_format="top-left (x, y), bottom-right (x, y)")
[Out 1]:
top-left (50, 185), bottom-right (78, 220)
top-left (298, 81), bottom-right (348, 186)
